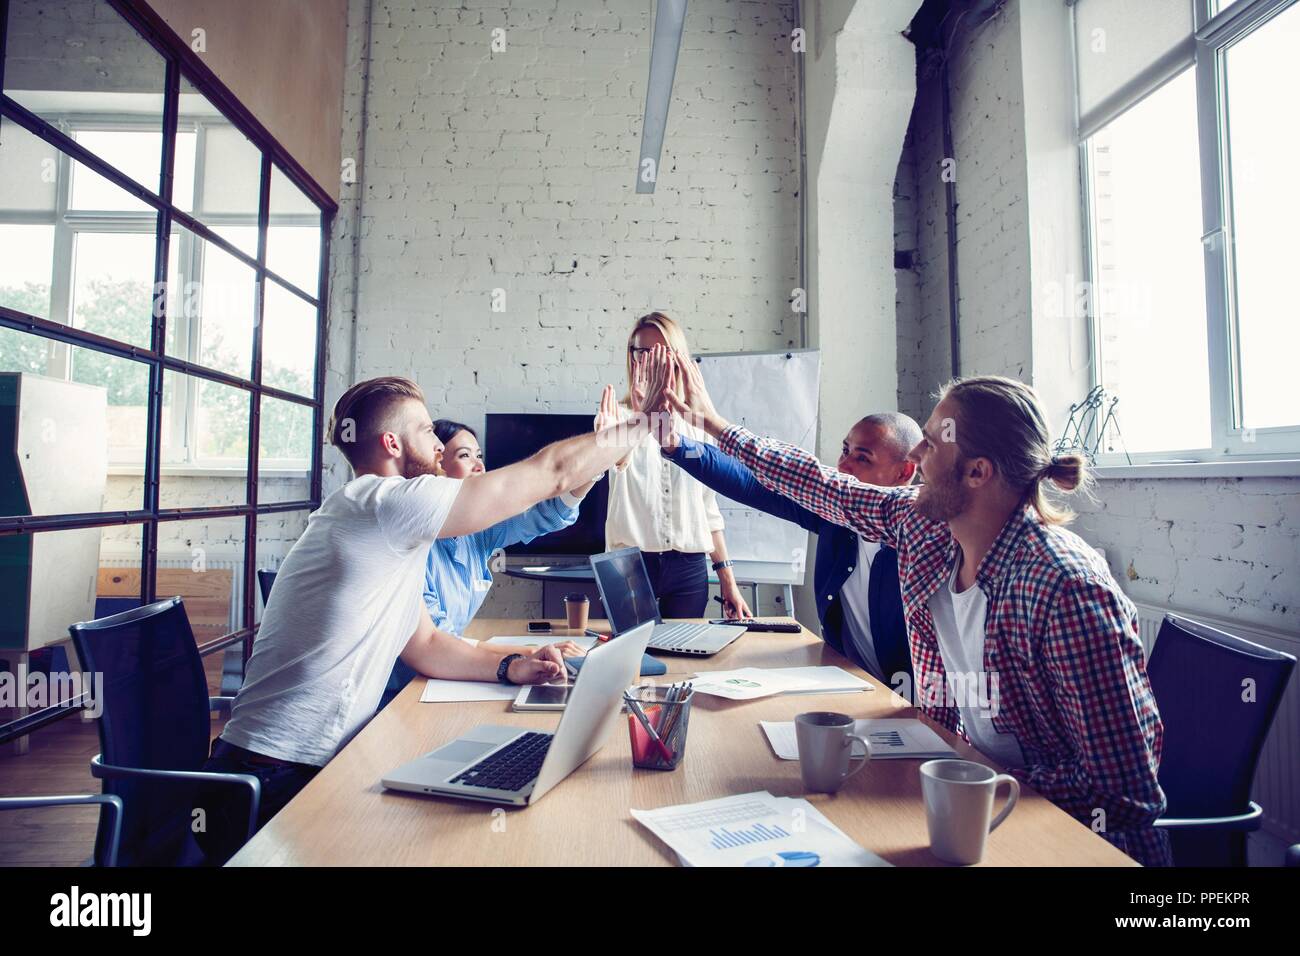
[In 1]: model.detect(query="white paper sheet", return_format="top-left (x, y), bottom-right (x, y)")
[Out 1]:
top-left (690, 665), bottom-right (871, 700)
top-left (419, 679), bottom-right (517, 703)
top-left (759, 666), bottom-right (873, 694)
top-left (689, 667), bottom-right (815, 701)
top-left (483, 635), bottom-right (595, 651)
top-left (631, 790), bottom-right (891, 867)
top-left (759, 718), bottom-right (958, 761)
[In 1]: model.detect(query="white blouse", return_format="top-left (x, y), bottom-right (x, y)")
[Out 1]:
top-left (604, 415), bottom-right (725, 555)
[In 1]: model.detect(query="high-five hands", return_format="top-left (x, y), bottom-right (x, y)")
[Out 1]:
top-left (636, 344), bottom-right (679, 450)
top-left (644, 344), bottom-right (730, 440)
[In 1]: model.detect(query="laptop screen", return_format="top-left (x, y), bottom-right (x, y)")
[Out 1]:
top-left (590, 549), bottom-right (661, 634)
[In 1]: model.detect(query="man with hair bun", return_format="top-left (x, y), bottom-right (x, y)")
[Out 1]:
top-left (649, 352), bottom-right (1171, 867)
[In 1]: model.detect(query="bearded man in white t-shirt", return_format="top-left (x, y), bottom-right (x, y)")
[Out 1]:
top-left (198, 375), bottom-right (652, 862)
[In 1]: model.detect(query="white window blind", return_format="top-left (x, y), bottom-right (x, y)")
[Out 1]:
top-left (1074, 0), bottom-right (1196, 138)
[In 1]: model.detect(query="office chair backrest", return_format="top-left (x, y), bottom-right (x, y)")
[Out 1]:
top-left (69, 596), bottom-right (212, 865)
top-left (257, 569), bottom-right (277, 608)
top-left (1147, 613), bottom-right (1295, 817)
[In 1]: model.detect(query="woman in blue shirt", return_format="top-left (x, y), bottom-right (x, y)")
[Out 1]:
top-left (380, 420), bottom-right (592, 707)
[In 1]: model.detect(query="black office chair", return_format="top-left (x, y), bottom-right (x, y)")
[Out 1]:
top-left (1147, 613), bottom-right (1296, 866)
top-left (68, 597), bottom-right (261, 866)
top-left (220, 568), bottom-right (279, 696)
top-left (0, 794), bottom-right (124, 866)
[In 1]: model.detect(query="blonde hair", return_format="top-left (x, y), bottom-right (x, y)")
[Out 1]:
top-left (624, 312), bottom-right (692, 405)
top-left (937, 375), bottom-right (1090, 525)
top-left (329, 376), bottom-right (425, 469)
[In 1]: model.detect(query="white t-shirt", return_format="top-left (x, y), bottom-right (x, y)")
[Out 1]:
top-left (927, 557), bottom-right (1026, 769)
top-left (222, 473), bottom-right (462, 765)
top-left (840, 538), bottom-right (883, 679)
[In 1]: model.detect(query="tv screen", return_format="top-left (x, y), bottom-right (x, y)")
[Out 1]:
top-left (484, 413), bottom-right (608, 556)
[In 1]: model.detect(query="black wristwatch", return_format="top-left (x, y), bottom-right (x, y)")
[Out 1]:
top-left (497, 653), bottom-right (523, 685)
top-left (712, 559), bottom-right (734, 572)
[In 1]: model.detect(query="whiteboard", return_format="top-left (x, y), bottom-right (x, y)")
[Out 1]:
top-left (695, 349), bottom-right (820, 585)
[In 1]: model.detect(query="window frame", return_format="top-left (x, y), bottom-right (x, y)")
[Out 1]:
top-left (0, 0), bottom-right (334, 743)
top-left (1078, 0), bottom-right (1300, 465)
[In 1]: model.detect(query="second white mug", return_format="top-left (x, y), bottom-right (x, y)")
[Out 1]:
top-left (919, 758), bottom-right (1020, 865)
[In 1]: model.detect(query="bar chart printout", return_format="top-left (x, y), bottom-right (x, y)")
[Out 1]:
top-left (711, 822), bottom-right (789, 849)
top-left (631, 792), bottom-right (892, 867)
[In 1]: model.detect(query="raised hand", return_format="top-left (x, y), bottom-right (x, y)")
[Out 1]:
top-left (666, 349), bottom-right (728, 437)
top-left (593, 383), bottom-right (618, 433)
top-left (628, 352), bottom-right (650, 413)
top-left (640, 345), bottom-right (680, 449)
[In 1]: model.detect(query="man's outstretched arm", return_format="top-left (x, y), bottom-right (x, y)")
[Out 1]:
top-left (643, 346), bottom-right (911, 547)
top-left (439, 386), bottom-right (647, 539)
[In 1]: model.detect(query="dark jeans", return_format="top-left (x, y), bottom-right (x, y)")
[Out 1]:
top-left (195, 737), bottom-right (321, 864)
top-left (641, 550), bottom-right (709, 618)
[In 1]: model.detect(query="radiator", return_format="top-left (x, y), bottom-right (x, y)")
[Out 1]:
top-left (1133, 601), bottom-right (1300, 844)
top-left (101, 551), bottom-right (245, 635)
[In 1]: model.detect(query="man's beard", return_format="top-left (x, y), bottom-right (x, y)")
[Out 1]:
top-left (400, 447), bottom-right (442, 479)
top-left (915, 457), bottom-right (971, 522)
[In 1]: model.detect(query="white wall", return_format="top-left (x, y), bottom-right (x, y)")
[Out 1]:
top-left (327, 0), bottom-right (803, 618)
top-left (894, 0), bottom-right (1300, 637)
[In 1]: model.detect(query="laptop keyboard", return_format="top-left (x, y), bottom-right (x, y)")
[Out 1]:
top-left (651, 622), bottom-right (707, 648)
top-left (450, 731), bottom-right (553, 791)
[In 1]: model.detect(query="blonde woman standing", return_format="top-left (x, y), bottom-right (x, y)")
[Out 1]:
top-left (594, 312), bottom-right (752, 620)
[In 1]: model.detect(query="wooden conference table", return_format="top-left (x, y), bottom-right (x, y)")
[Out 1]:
top-left (228, 618), bottom-right (1136, 866)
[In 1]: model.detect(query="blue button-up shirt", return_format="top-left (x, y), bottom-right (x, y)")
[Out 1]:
top-left (422, 492), bottom-right (582, 634)
top-left (380, 492), bottom-right (583, 709)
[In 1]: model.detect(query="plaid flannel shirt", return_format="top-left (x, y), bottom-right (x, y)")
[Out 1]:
top-left (719, 425), bottom-right (1172, 867)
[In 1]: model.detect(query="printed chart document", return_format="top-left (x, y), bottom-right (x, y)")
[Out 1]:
top-left (689, 667), bottom-right (815, 701)
top-left (691, 665), bottom-right (871, 700)
top-left (759, 718), bottom-right (957, 760)
top-left (632, 791), bottom-right (891, 867)
top-left (419, 679), bottom-right (517, 703)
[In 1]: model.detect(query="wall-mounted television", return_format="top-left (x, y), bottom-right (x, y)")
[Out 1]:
top-left (484, 413), bottom-right (608, 556)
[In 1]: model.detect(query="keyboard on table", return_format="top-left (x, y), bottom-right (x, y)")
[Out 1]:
top-left (650, 622), bottom-right (705, 648)
top-left (450, 731), bottom-right (553, 791)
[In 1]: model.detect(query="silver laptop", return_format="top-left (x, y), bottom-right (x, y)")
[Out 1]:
top-left (589, 548), bottom-right (747, 656)
top-left (381, 621), bottom-right (652, 806)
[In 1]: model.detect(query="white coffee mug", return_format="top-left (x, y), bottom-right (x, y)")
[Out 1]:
top-left (919, 759), bottom-right (1020, 865)
top-left (795, 712), bottom-right (871, 793)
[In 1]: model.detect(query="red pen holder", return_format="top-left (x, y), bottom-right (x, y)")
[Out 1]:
top-left (624, 685), bottom-right (694, 771)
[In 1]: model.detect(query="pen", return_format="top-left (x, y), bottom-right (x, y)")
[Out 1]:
top-left (626, 695), bottom-right (675, 763)
top-left (712, 596), bottom-right (752, 624)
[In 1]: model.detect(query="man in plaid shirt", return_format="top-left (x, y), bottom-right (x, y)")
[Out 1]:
top-left (644, 346), bottom-right (1171, 866)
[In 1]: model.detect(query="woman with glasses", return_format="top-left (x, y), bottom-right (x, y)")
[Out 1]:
top-left (594, 312), bottom-right (752, 621)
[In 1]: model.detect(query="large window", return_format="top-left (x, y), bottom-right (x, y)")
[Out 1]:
top-left (1076, 0), bottom-right (1300, 461)
top-left (0, 0), bottom-right (333, 742)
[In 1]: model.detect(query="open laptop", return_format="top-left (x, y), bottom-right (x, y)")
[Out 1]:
top-left (589, 547), bottom-right (747, 656)
top-left (381, 621), bottom-right (652, 806)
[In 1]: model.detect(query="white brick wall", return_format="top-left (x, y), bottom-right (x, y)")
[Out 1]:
top-left (895, 0), bottom-right (1300, 636)
top-left (896, 5), bottom-right (1031, 421)
top-left (326, 0), bottom-right (802, 617)
top-left (1073, 479), bottom-right (1300, 633)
